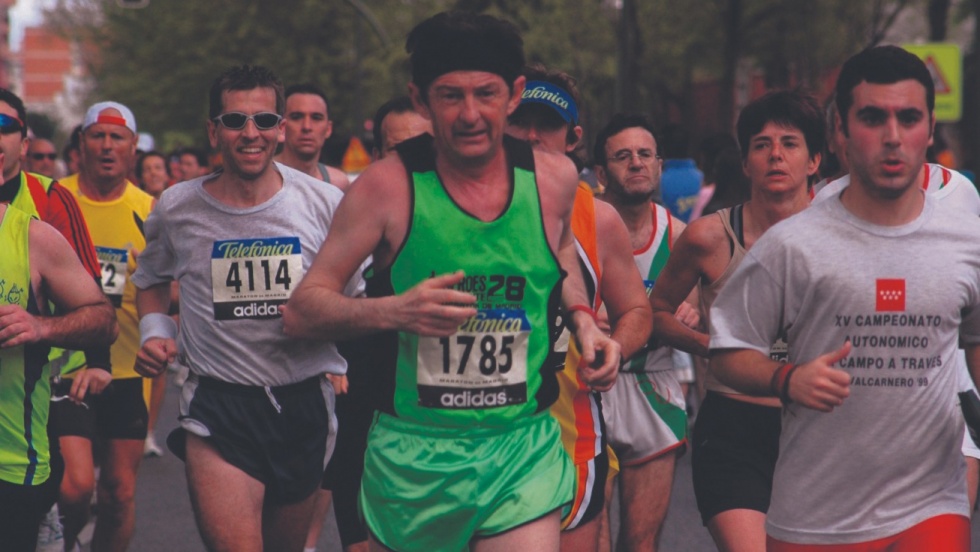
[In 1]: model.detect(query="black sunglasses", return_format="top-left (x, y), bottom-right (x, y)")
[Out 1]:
top-left (30, 153), bottom-right (57, 161)
top-left (212, 112), bottom-right (282, 131)
top-left (0, 114), bottom-right (24, 135)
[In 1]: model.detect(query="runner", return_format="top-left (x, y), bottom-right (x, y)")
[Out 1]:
top-left (592, 113), bottom-right (695, 552)
top-left (133, 64), bottom-right (358, 552)
top-left (0, 188), bottom-right (117, 550)
top-left (282, 11), bottom-right (620, 551)
top-left (710, 45), bottom-right (979, 551)
top-left (648, 89), bottom-right (824, 551)
top-left (507, 66), bottom-right (651, 552)
top-left (276, 83), bottom-right (350, 191)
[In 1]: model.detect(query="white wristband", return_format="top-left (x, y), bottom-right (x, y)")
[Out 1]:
top-left (139, 313), bottom-right (178, 346)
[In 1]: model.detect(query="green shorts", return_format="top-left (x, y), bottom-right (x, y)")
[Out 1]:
top-left (360, 411), bottom-right (573, 552)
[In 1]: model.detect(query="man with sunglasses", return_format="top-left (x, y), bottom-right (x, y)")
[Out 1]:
top-left (25, 138), bottom-right (60, 179)
top-left (284, 12), bottom-right (620, 551)
top-left (54, 100), bottom-right (155, 552)
top-left (133, 65), bottom-right (359, 552)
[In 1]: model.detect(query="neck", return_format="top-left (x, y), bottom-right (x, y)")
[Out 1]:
top-left (839, 177), bottom-right (925, 226)
top-left (78, 172), bottom-right (127, 201)
top-left (606, 194), bottom-right (654, 243)
top-left (741, 185), bottom-right (810, 242)
top-left (275, 150), bottom-right (321, 180)
top-left (204, 165), bottom-right (283, 208)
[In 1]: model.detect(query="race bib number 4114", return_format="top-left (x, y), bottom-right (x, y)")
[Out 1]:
top-left (416, 308), bottom-right (530, 409)
top-left (210, 237), bottom-right (303, 320)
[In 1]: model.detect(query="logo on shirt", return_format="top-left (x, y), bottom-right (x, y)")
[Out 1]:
top-left (875, 279), bottom-right (905, 312)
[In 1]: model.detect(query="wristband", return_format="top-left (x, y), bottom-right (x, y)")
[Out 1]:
top-left (770, 363), bottom-right (795, 404)
top-left (139, 313), bottom-right (177, 347)
top-left (564, 305), bottom-right (598, 331)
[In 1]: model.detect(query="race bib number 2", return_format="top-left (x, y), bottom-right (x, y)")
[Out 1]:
top-left (416, 308), bottom-right (530, 409)
top-left (210, 237), bottom-right (303, 320)
top-left (97, 246), bottom-right (128, 307)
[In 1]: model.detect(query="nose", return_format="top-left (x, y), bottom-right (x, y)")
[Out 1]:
top-left (242, 118), bottom-right (261, 138)
top-left (769, 142), bottom-right (784, 161)
top-left (460, 94), bottom-right (480, 124)
top-left (882, 116), bottom-right (901, 146)
top-left (526, 127), bottom-right (540, 146)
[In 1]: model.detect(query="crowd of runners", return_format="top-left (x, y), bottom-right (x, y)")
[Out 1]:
top-left (0, 9), bottom-right (979, 552)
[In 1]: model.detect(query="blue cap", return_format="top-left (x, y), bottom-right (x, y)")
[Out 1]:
top-left (520, 81), bottom-right (578, 125)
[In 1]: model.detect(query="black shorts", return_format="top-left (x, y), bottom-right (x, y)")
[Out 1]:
top-left (0, 474), bottom-right (60, 551)
top-left (170, 374), bottom-right (335, 505)
top-left (321, 337), bottom-right (377, 547)
top-left (49, 377), bottom-right (149, 441)
top-left (691, 391), bottom-right (781, 525)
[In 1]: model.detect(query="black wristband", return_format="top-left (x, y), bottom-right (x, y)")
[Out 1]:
top-left (83, 345), bottom-right (112, 373)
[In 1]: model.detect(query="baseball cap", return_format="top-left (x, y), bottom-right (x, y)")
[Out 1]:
top-left (520, 81), bottom-right (578, 125)
top-left (83, 101), bottom-right (137, 134)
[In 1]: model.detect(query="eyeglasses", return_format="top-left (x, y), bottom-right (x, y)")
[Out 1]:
top-left (30, 153), bottom-right (57, 161)
top-left (0, 114), bottom-right (24, 135)
top-left (212, 112), bottom-right (282, 131)
top-left (609, 150), bottom-right (661, 164)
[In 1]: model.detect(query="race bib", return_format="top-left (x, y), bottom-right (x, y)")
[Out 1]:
top-left (210, 237), bottom-right (303, 320)
top-left (416, 308), bottom-right (530, 409)
top-left (97, 246), bottom-right (128, 307)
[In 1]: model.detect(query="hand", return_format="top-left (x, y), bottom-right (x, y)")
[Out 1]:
top-left (788, 341), bottom-right (852, 412)
top-left (0, 304), bottom-right (46, 348)
top-left (327, 374), bottom-right (349, 394)
top-left (69, 368), bottom-right (113, 402)
top-left (674, 302), bottom-right (700, 331)
top-left (395, 271), bottom-right (477, 336)
top-left (136, 337), bottom-right (178, 377)
top-left (571, 311), bottom-right (622, 391)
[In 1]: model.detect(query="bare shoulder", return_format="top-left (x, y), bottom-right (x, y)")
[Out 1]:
top-left (533, 149), bottom-right (578, 213)
top-left (343, 155), bottom-right (410, 209)
top-left (675, 212), bottom-right (731, 259)
top-left (594, 199), bottom-right (628, 238)
top-left (326, 166), bottom-right (351, 192)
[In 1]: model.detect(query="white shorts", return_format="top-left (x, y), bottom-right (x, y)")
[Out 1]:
top-left (601, 371), bottom-right (687, 466)
top-left (671, 349), bottom-right (695, 384)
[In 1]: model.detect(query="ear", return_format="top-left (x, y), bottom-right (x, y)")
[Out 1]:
top-left (927, 113), bottom-right (935, 148)
top-left (207, 120), bottom-right (219, 149)
top-left (594, 164), bottom-right (608, 187)
top-left (566, 125), bottom-right (584, 154)
top-left (506, 76), bottom-right (527, 116)
top-left (408, 82), bottom-right (432, 121)
top-left (806, 152), bottom-right (822, 177)
top-left (325, 119), bottom-right (334, 139)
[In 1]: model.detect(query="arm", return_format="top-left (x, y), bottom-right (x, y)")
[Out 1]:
top-left (134, 282), bottom-right (177, 377)
top-left (649, 217), bottom-right (720, 357)
top-left (46, 182), bottom-right (113, 373)
top-left (711, 343), bottom-right (852, 412)
top-left (0, 218), bottom-right (117, 351)
top-left (282, 159), bottom-right (476, 341)
top-left (326, 166), bottom-right (351, 192)
top-left (538, 153), bottom-right (621, 390)
top-left (594, 200), bottom-right (651, 360)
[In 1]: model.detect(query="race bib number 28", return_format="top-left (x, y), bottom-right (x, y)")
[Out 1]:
top-left (210, 237), bottom-right (303, 320)
top-left (416, 308), bottom-right (530, 409)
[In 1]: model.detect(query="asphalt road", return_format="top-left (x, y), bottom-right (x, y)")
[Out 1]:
top-left (77, 375), bottom-right (980, 551)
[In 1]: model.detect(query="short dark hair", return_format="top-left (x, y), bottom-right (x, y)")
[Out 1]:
top-left (372, 96), bottom-right (415, 151)
top-left (406, 11), bottom-right (524, 100)
top-left (835, 46), bottom-right (934, 135)
top-left (592, 114), bottom-right (658, 168)
top-left (209, 65), bottom-right (285, 119)
top-left (284, 83), bottom-right (330, 114)
top-left (735, 89), bottom-right (824, 161)
top-left (178, 147), bottom-right (208, 168)
top-left (136, 150), bottom-right (169, 180)
top-left (0, 88), bottom-right (28, 137)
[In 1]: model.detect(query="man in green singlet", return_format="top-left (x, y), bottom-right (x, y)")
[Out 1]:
top-left (284, 11), bottom-right (622, 552)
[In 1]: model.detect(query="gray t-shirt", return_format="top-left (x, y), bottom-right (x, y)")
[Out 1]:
top-left (132, 163), bottom-right (362, 386)
top-left (709, 194), bottom-right (980, 544)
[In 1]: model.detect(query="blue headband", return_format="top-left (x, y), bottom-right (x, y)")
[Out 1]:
top-left (520, 81), bottom-right (578, 125)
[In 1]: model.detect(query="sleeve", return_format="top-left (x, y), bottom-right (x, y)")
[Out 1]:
top-left (131, 200), bottom-right (177, 289)
top-left (708, 247), bottom-right (787, 356)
